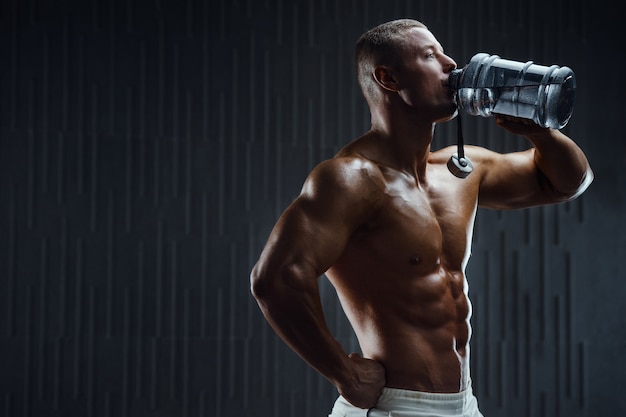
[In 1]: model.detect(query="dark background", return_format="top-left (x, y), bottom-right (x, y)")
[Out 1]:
top-left (1, 0), bottom-right (624, 416)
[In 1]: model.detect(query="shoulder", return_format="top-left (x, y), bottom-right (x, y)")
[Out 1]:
top-left (431, 144), bottom-right (514, 178)
top-left (299, 156), bottom-right (387, 215)
top-left (303, 156), bottom-right (386, 196)
top-left (432, 144), bottom-right (499, 163)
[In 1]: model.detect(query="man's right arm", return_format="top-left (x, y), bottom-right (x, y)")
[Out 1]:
top-left (250, 157), bottom-right (386, 408)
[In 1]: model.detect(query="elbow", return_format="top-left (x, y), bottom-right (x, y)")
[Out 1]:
top-left (249, 261), bottom-right (282, 303)
top-left (563, 165), bottom-right (594, 201)
top-left (250, 261), bottom-right (313, 303)
top-left (543, 163), bottom-right (594, 202)
top-left (250, 263), bottom-right (268, 302)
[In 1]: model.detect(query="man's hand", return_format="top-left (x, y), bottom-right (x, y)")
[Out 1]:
top-left (495, 114), bottom-right (549, 136)
top-left (337, 353), bottom-right (386, 409)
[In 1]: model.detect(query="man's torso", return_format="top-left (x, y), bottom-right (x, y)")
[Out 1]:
top-left (325, 146), bottom-right (481, 393)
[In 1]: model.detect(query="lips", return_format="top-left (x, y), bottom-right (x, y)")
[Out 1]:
top-left (443, 84), bottom-right (457, 103)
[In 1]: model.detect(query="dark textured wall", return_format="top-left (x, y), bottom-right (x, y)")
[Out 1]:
top-left (0, 0), bottom-right (623, 416)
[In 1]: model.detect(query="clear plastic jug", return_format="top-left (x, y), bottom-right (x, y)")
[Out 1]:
top-left (448, 53), bottom-right (576, 129)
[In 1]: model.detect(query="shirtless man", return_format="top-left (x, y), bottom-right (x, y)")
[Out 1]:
top-left (250, 19), bottom-right (592, 416)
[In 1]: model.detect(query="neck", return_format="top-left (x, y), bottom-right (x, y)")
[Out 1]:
top-left (369, 107), bottom-right (435, 181)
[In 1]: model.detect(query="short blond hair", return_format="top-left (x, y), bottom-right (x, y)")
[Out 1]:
top-left (355, 19), bottom-right (428, 104)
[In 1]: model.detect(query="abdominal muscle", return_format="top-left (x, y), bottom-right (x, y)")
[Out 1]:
top-left (326, 263), bottom-right (473, 393)
top-left (323, 156), bottom-right (477, 393)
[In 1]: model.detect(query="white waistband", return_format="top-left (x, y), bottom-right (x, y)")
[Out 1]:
top-left (376, 385), bottom-right (476, 412)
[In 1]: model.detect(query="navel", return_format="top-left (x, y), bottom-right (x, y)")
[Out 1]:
top-left (409, 254), bottom-right (421, 265)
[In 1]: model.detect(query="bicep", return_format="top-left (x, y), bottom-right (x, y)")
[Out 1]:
top-left (476, 148), bottom-right (557, 209)
top-left (261, 196), bottom-right (355, 279)
top-left (256, 158), bottom-right (382, 281)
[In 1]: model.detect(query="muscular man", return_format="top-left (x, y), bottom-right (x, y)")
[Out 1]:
top-left (250, 19), bottom-right (592, 416)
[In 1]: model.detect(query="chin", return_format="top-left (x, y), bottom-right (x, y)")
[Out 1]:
top-left (434, 108), bottom-right (458, 124)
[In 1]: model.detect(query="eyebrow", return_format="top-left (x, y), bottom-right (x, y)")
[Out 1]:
top-left (421, 43), bottom-right (444, 53)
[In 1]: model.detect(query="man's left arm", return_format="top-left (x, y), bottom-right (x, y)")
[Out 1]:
top-left (475, 115), bottom-right (593, 209)
top-left (498, 115), bottom-right (593, 198)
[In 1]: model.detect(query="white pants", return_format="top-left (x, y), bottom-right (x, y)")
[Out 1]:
top-left (328, 385), bottom-right (484, 417)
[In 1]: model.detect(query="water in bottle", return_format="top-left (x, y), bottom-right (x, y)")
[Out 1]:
top-left (449, 53), bottom-right (576, 129)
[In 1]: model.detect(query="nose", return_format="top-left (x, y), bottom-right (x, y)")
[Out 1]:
top-left (443, 55), bottom-right (457, 73)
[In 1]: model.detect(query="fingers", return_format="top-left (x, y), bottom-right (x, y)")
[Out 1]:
top-left (337, 353), bottom-right (386, 409)
top-left (495, 114), bottom-right (530, 125)
top-left (495, 114), bottom-right (548, 136)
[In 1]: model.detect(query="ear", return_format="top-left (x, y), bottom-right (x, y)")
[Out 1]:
top-left (373, 65), bottom-right (399, 92)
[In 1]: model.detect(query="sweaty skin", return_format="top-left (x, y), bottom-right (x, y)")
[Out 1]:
top-left (250, 25), bottom-right (592, 409)
top-left (325, 142), bottom-right (478, 394)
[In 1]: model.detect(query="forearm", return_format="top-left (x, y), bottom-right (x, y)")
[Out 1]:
top-left (251, 266), bottom-right (354, 388)
top-left (527, 129), bottom-right (593, 198)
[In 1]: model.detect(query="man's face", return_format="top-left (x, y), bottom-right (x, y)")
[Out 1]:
top-left (393, 28), bottom-right (458, 121)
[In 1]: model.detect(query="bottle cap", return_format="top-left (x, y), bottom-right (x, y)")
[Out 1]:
top-left (447, 153), bottom-right (474, 178)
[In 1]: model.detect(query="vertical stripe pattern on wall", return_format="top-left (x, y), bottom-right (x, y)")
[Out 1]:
top-left (0, 0), bottom-right (622, 416)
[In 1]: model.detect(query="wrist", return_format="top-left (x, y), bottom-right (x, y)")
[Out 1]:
top-left (330, 354), bottom-right (358, 392)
